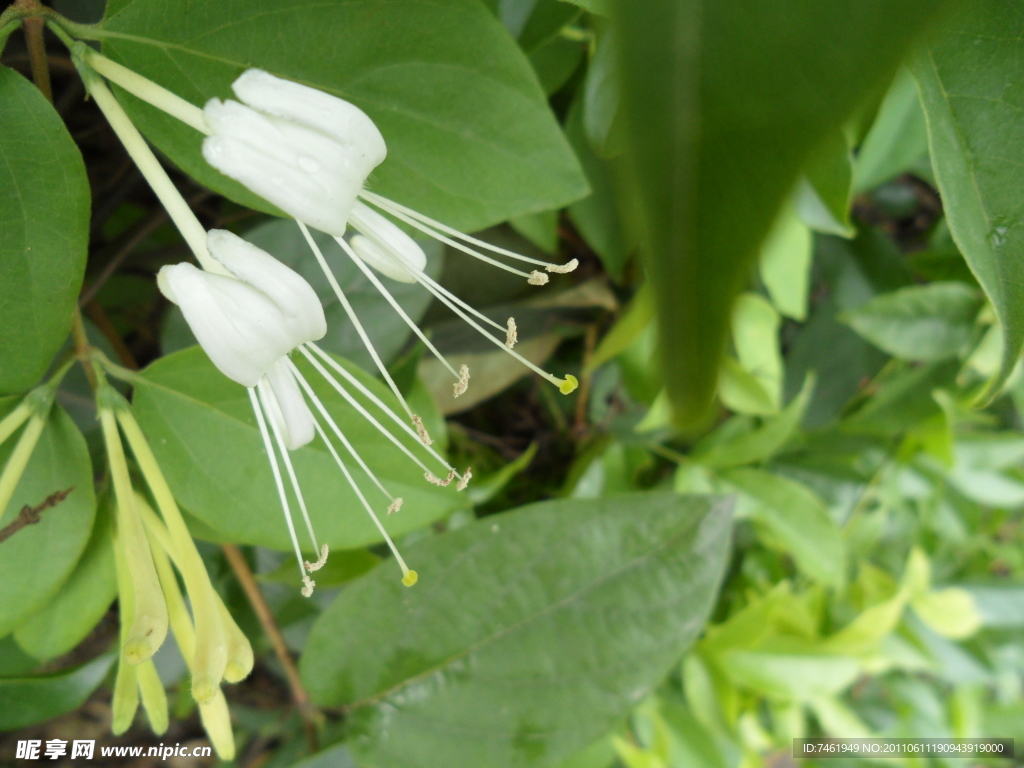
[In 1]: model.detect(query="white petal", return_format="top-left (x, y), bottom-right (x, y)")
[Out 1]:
top-left (157, 263), bottom-right (294, 386)
top-left (349, 235), bottom-right (418, 283)
top-left (264, 359), bottom-right (315, 450)
top-left (202, 99), bottom-right (368, 235)
top-left (207, 229), bottom-right (326, 343)
top-left (348, 202), bottom-right (427, 281)
top-left (231, 70), bottom-right (386, 166)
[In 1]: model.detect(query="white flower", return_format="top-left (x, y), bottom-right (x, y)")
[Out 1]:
top-left (201, 70), bottom-right (580, 440)
top-left (158, 230), bottom-right (464, 594)
top-left (158, 229), bottom-right (325, 449)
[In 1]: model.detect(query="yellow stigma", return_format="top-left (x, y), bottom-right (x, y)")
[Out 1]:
top-left (559, 375), bottom-right (579, 395)
top-left (402, 570), bottom-right (419, 587)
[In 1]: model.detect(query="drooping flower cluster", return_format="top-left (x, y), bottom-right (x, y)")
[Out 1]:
top-left (76, 49), bottom-right (580, 598)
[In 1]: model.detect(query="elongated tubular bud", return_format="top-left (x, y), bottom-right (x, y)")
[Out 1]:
top-left (0, 400), bottom-right (32, 448)
top-left (100, 409), bottom-right (167, 664)
top-left (135, 492), bottom-right (228, 704)
top-left (110, 657), bottom-right (139, 735)
top-left (136, 660), bottom-right (169, 735)
top-left (216, 594), bottom-right (254, 683)
top-left (0, 414), bottom-right (46, 517)
top-left (110, 527), bottom-right (139, 735)
top-left (149, 530), bottom-right (236, 761)
top-left (119, 409), bottom-right (236, 699)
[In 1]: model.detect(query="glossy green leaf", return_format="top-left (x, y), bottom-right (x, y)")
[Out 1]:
top-left (0, 653), bottom-right (114, 731)
top-left (912, 1), bottom-right (1024, 401)
top-left (14, 502), bottom-right (116, 661)
top-left (852, 68), bottom-right (928, 194)
top-left (558, 0), bottom-right (609, 15)
top-left (510, 210), bottom-right (560, 254)
top-left (841, 282), bottom-right (982, 361)
top-left (0, 399), bottom-right (96, 637)
top-left (721, 468), bottom-right (844, 587)
top-left (131, 346), bottom-right (468, 551)
top-left (582, 23), bottom-right (622, 157)
top-left (529, 36), bottom-right (585, 95)
top-left (100, 0), bottom-right (587, 232)
top-left (0, 66), bottom-right (89, 395)
top-left (613, 0), bottom-right (950, 426)
top-left (301, 493), bottom-right (733, 768)
top-left (516, 0), bottom-right (580, 52)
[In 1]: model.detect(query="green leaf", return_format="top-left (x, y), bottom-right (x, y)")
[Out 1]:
top-left (0, 66), bottom-right (89, 395)
top-left (131, 346), bottom-right (468, 551)
top-left (720, 467), bottom-right (844, 587)
top-left (721, 294), bottom-right (782, 415)
top-left (840, 282), bottom-right (982, 361)
top-left (613, 0), bottom-right (951, 426)
top-left (510, 210), bottom-right (560, 254)
top-left (516, 0), bottom-right (581, 52)
top-left (100, 0), bottom-right (587, 232)
top-left (0, 653), bottom-right (115, 731)
top-left (719, 647), bottom-right (860, 701)
top-left (912, 1), bottom-right (1024, 401)
top-left (0, 399), bottom-right (96, 637)
top-left (300, 493), bottom-right (733, 768)
top-left (586, 285), bottom-right (654, 374)
top-left (694, 374), bottom-right (814, 469)
top-left (797, 129), bottom-right (855, 238)
top-left (759, 207), bottom-right (813, 321)
top-left (14, 500), bottom-right (115, 661)
top-left (558, 0), bottom-right (609, 15)
top-left (529, 36), bottom-right (585, 96)
top-left (567, 100), bottom-right (634, 280)
top-left (582, 23), bottom-right (622, 157)
top-left (852, 68), bottom-right (928, 194)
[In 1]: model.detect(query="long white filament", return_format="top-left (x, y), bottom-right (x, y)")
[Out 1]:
top-left (286, 359), bottom-right (395, 504)
top-left (308, 417), bottom-right (412, 579)
top-left (373, 248), bottom-right (565, 388)
top-left (297, 345), bottom-right (457, 480)
top-left (358, 198), bottom-right (534, 279)
top-left (248, 388), bottom-right (304, 580)
top-left (301, 343), bottom-right (462, 476)
top-left (360, 190), bottom-right (563, 270)
top-left (295, 220), bottom-right (417, 422)
top-left (333, 236), bottom-right (460, 379)
top-left (257, 379), bottom-right (318, 554)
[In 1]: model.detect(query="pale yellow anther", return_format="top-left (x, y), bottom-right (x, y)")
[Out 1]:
top-left (425, 468), bottom-right (457, 487)
top-left (546, 258), bottom-right (578, 274)
top-left (301, 574), bottom-right (316, 597)
top-left (412, 414), bottom-right (433, 446)
top-left (528, 271), bottom-right (549, 286)
top-left (453, 364), bottom-right (470, 397)
top-left (505, 318), bottom-right (518, 348)
top-left (457, 467), bottom-right (473, 491)
top-left (304, 543), bottom-right (329, 572)
top-left (388, 498), bottom-right (404, 515)
top-left (402, 569), bottom-right (419, 587)
top-left (559, 375), bottom-right (579, 395)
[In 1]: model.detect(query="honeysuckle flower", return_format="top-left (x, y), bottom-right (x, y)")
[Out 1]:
top-left (157, 231), bottom-right (468, 594)
top-left (199, 69), bottom-right (580, 440)
top-left (77, 57), bottom-right (452, 597)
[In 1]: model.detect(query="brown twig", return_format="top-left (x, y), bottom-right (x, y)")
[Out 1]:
top-left (0, 487), bottom-right (74, 545)
top-left (220, 544), bottom-right (320, 754)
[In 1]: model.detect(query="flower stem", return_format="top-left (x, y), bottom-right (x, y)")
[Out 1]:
top-left (220, 543), bottom-right (320, 753)
top-left (22, 15), bottom-right (51, 101)
top-left (73, 59), bottom-right (228, 277)
top-left (81, 46), bottom-right (210, 135)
